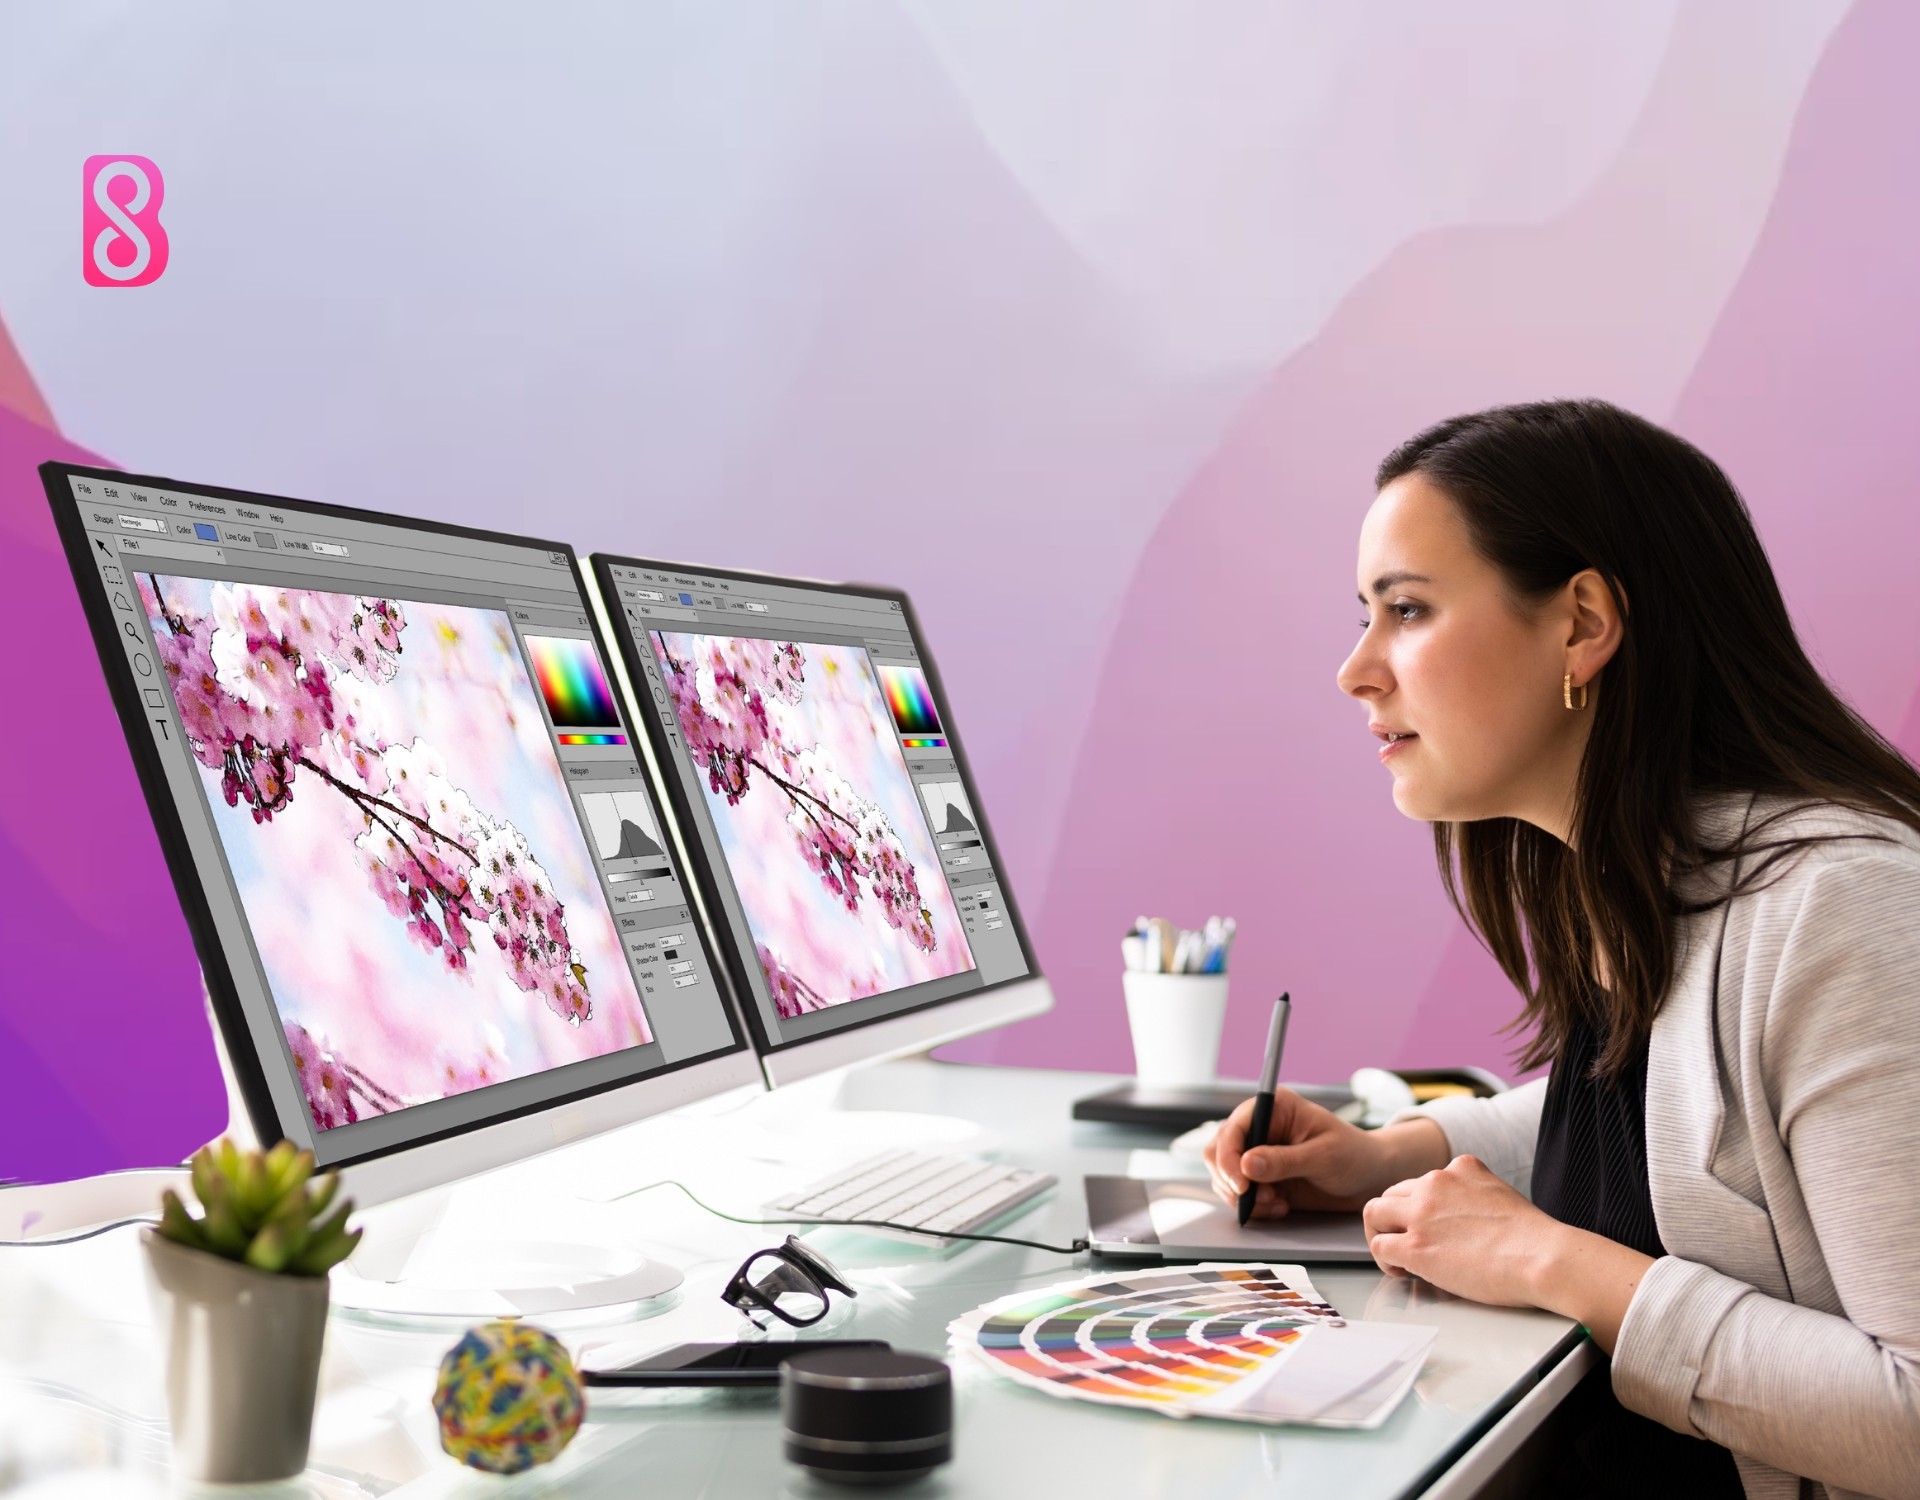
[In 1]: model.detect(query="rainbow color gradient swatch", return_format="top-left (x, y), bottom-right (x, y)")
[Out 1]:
top-left (557, 732), bottom-right (627, 746)
top-left (902, 736), bottom-right (947, 749)
top-left (526, 635), bottom-right (623, 730)
top-left (878, 664), bottom-right (942, 736)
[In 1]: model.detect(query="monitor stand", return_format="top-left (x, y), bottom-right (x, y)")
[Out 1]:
top-left (199, 977), bottom-right (685, 1322)
top-left (729, 1067), bottom-right (995, 1167)
top-left (329, 1186), bottom-right (681, 1322)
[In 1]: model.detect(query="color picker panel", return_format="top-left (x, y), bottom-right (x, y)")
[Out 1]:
top-left (526, 635), bottom-right (623, 729)
top-left (879, 664), bottom-right (942, 736)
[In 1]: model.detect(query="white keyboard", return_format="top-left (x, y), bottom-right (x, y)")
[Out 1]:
top-left (766, 1150), bottom-right (1055, 1238)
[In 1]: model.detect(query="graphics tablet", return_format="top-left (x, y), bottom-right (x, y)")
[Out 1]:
top-left (1085, 1177), bottom-right (1375, 1262)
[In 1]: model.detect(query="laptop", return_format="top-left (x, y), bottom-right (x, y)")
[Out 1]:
top-left (1085, 1177), bottom-right (1375, 1262)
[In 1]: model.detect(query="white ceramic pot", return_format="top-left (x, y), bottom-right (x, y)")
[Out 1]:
top-left (1121, 972), bottom-right (1230, 1088)
top-left (141, 1227), bottom-right (330, 1483)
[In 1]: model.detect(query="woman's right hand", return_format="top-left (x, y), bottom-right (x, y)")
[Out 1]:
top-left (1202, 1089), bottom-right (1449, 1219)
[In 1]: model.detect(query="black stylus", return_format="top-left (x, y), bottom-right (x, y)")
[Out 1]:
top-left (1237, 993), bottom-right (1292, 1227)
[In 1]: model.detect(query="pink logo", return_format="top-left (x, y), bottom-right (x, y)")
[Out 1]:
top-left (83, 155), bottom-right (169, 287)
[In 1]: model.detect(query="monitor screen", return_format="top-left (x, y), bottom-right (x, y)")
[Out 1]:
top-left (42, 465), bottom-right (748, 1171)
top-left (588, 556), bottom-right (1038, 1059)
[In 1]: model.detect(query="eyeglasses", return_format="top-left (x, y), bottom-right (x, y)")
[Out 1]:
top-left (722, 1235), bottom-right (857, 1329)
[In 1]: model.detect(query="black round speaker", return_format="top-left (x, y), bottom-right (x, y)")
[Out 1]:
top-left (779, 1348), bottom-right (953, 1486)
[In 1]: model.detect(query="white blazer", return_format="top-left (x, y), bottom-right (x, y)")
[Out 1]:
top-left (1411, 797), bottom-right (1920, 1500)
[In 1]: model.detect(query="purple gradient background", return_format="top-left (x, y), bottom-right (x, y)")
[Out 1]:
top-left (3, 2), bottom-right (1915, 1181)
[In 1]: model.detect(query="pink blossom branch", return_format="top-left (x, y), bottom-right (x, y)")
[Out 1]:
top-left (357, 800), bottom-right (477, 924)
top-left (746, 755), bottom-right (864, 890)
top-left (146, 575), bottom-right (187, 636)
top-left (292, 752), bottom-right (476, 861)
top-left (749, 754), bottom-right (859, 835)
top-left (341, 1061), bottom-right (404, 1110)
top-left (657, 634), bottom-right (932, 945)
top-left (150, 577), bottom-right (593, 1018)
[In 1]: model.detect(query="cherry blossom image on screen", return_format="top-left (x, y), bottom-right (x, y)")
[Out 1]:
top-left (139, 574), bottom-right (652, 1132)
top-left (651, 631), bottom-right (975, 1018)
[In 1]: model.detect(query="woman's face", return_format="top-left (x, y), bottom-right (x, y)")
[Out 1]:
top-left (1336, 473), bottom-right (1599, 839)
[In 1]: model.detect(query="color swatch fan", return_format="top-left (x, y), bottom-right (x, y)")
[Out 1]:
top-left (950, 1264), bottom-right (1435, 1429)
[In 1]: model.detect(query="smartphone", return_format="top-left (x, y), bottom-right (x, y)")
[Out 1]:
top-left (583, 1340), bottom-right (892, 1387)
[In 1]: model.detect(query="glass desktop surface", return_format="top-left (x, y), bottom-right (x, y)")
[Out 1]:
top-left (0, 1063), bottom-right (1580, 1500)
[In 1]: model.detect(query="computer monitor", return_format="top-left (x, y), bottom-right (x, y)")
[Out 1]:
top-left (585, 555), bottom-right (1052, 1086)
top-left (38, 465), bottom-right (760, 1266)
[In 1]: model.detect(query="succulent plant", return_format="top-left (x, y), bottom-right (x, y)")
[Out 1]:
top-left (158, 1138), bottom-right (361, 1277)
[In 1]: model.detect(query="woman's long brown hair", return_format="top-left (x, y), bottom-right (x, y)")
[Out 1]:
top-left (1376, 400), bottom-right (1920, 1078)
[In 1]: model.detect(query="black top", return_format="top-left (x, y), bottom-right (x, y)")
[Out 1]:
top-left (1531, 1010), bottom-right (1746, 1499)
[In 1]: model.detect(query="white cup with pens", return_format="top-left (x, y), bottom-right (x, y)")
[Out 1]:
top-left (1120, 916), bottom-right (1235, 1089)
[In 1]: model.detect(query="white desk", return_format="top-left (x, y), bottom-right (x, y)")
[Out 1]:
top-left (0, 1061), bottom-right (1592, 1499)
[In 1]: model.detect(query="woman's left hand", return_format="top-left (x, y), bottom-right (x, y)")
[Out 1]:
top-left (1362, 1154), bottom-right (1562, 1308)
top-left (1365, 1154), bottom-right (1657, 1353)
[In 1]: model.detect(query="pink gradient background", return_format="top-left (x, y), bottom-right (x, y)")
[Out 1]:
top-left (3, 2), bottom-right (1915, 1179)
top-left (654, 631), bottom-right (974, 1004)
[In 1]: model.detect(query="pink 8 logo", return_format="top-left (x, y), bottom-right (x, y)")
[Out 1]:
top-left (83, 156), bottom-right (169, 287)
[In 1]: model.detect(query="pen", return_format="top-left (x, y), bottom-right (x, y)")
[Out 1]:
top-left (1210, 917), bottom-right (1236, 975)
top-left (1125, 916), bottom-right (1237, 974)
top-left (1237, 993), bottom-right (1292, 1227)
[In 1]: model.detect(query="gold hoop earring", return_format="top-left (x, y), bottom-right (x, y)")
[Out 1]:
top-left (1563, 674), bottom-right (1587, 711)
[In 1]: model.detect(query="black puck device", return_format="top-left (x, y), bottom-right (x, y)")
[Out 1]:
top-left (779, 1348), bottom-right (953, 1485)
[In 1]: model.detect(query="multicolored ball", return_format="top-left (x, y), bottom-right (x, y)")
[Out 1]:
top-left (433, 1320), bottom-right (585, 1474)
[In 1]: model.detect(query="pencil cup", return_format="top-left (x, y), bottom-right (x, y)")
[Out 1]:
top-left (1122, 972), bottom-right (1229, 1088)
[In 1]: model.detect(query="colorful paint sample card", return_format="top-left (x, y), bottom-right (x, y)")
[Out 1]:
top-left (949, 1264), bottom-right (1435, 1429)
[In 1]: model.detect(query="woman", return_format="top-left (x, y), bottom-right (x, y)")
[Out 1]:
top-left (1204, 400), bottom-right (1920, 1499)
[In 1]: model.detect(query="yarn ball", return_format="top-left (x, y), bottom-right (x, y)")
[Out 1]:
top-left (433, 1320), bottom-right (585, 1474)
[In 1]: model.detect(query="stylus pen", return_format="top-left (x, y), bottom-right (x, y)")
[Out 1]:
top-left (1237, 993), bottom-right (1292, 1227)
